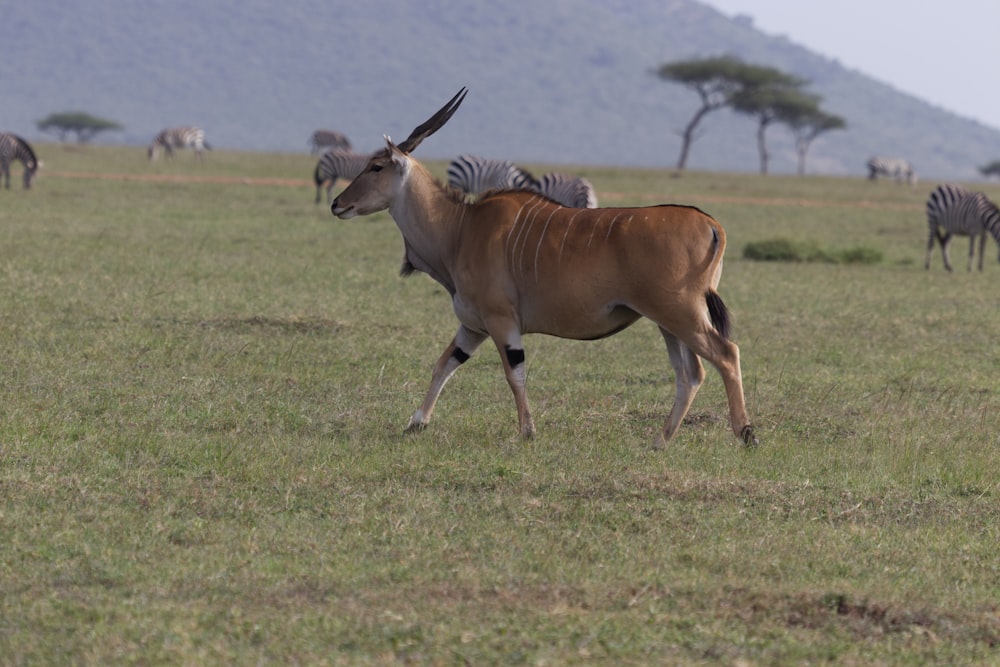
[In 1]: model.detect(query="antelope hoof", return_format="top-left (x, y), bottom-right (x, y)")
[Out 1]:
top-left (404, 420), bottom-right (427, 434)
top-left (740, 425), bottom-right (759, 448)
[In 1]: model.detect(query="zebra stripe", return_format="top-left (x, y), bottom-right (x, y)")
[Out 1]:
top-left (314, 149), bottom-right (371, 204)
top-left (866, 156), bottom-right (916, 185)
top-left (0, 133), bottom-right (39, 190)
top-left (925, 183), bottom-right (1000, 272)
top-left (148, 127), bottom-right (211, 160)
top-left (310, 130), bottom-right (352, 155)
top-left (446, 154), bottom-right (537, 197)
top-left (537, 172), bottom-right (598, 208)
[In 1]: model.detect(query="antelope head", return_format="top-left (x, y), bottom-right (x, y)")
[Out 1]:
top-left (332, 87), bottom-right (467, 219)
top-left (328, 144), bottom-right (406, 219)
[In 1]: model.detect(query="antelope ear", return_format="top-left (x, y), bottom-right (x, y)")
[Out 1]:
top-left (384, 136), bottom-right (408, 167)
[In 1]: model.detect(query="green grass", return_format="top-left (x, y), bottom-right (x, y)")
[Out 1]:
top-left (1, 144), bottom-right (998, 665)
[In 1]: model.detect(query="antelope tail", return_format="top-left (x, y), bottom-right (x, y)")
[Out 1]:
top-left (703, 225), bottom-right (731, 340)
top-left (705, 290), bottom-right (731, 340)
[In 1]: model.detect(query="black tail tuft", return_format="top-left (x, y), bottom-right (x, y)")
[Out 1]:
top-left (705, 290), bottom-right (731, 340)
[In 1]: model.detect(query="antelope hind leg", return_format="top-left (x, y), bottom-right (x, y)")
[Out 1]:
top-left (679, 326), bottom-right (756, 447)
top-left (653, 330), bottom-right (705, 449)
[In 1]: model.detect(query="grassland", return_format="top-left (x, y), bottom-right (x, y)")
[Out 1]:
top-left (1, 144), bottom-right (997, 665)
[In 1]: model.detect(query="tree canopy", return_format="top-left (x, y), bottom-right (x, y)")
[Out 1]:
top-left (654, 56), bottom-right (846, 175)
top-left (785, 108), bottom-right (847, 176)
top-left (979, 161), bottom-right (1000, 179)
top-left (36, 111), bottom-right (124, 143)
top-left (729, 72), bottom-right (810, 175)
top-left (654, 56), bottom-right (752, 173)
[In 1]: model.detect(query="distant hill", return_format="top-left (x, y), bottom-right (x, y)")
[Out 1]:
top-left (3, 0), bottom-right (999, 179)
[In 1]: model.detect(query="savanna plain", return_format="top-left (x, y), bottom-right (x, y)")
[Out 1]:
top-left (1, 145), bottom-right (997, 665)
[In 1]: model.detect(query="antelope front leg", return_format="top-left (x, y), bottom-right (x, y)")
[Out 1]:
top-left (489, 328), bottom-right (535, 439)
top-left (406, 326), bottom-right (487, 432)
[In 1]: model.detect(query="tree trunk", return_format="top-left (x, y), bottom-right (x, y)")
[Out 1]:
top-left (796, 139), bottom-right (810, 176)
top-left (675, 105), bottom-right (711, 174)
top-left (756, 119), bottom-right (770, 175)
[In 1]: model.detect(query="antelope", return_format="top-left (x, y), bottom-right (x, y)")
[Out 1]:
top-left (330, 88), bottom-right (756, 447)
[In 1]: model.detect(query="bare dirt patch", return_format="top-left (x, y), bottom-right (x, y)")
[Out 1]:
top-left (47, 170), bottom-right (311, 188)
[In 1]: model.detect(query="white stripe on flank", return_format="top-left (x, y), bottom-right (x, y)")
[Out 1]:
top-left (532, 207), bottom-right (561, 283)
top-left (507, 196), bottom-right (545, 270)
top-left (605, 214), bottom-right (630, 242)
top-left (515, 202), bottom-right (542, 278)
top-left (507, 200), bottom-right (528, 268)
top-left (509, 196), bottom-right (546, 276)
top-left (587, 211), bottom-right (607, 248)
top-left (557, 209), bottom-right (586, 266)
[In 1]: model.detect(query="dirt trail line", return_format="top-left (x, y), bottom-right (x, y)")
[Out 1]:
top-left (602, 190), bottom-right (924, 212)
top-left (46, 170), bottom-right (312, 188)
top-left (47, 169), bottom-right (922, 211)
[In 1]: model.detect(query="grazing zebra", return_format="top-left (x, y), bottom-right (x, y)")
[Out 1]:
top-left (925, 183), bottom-right (1000, 272)
top-left (310, 130), bottom-right (352, 154)
top-left (537, 172), bottom-right (599, 208)
top-left (866, 156), bottom-right (916, 185)
top-left (148, 127), bottom-right (211, 160)
top-left (314, 149), bottom-right (371, 203)
top-left (446, 154), bottom-right (538, 197)
top-left (0, 133), bottom-right (39, 189)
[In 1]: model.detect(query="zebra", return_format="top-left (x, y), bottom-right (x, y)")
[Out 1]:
top-left (866, 156), bottom-right (916, 185)
top-left (310, 130), bottom-right (352, 154)
top-left (148, 127), bottom-right (211, 160)
top-left (314, 149), bottom-right (371, 204)
top-left (0, 133), bottom-right (39, 189)
top-left (446, 154), bottom-right (538, 197)
top-left (925, 183), bottom-right (1000, 272)
top-left (537, 172), bottom-right (599, 208)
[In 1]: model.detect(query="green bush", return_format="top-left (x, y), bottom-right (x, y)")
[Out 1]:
top-left (836, 245), bottom-right (883, 264)
top-left (743, 238), bottom-right (881, 264)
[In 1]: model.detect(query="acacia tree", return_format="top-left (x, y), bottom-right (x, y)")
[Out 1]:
top-left (37, 111), bottom-right (123, 143)
top-left (654, 56), bottom-right (756, 173)
top-left (728, 68), bottom-right (811, 175)
top-left (657, 57), bottom-right (847, 175)
top-left (785, 107), bottom-right (846, 176)
top-left (979, 161), bottom-right (1000, 179)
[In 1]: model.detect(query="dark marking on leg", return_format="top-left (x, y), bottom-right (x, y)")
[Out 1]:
top-left (451, 347), bottom-right (471, 364)
top-left (505, 346), bottom-right (525, 368)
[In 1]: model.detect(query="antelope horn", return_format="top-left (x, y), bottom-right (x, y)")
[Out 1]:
top-left (396, 87), bottom-right (468, 154)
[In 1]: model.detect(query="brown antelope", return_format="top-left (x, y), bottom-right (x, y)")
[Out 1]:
top-left (331, 88), bottom-right (756, 447)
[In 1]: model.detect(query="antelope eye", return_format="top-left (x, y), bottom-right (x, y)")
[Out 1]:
top-left (370, 164), bottom-right (383, 173)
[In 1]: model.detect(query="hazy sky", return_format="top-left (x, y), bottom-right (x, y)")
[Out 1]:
top-left (705, 1), bottom-right (1000, 132)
